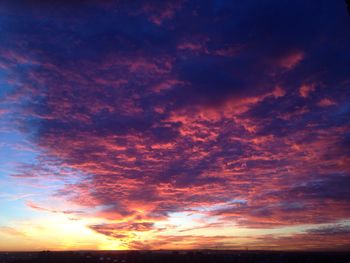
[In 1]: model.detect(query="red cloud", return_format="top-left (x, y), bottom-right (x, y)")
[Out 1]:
top-left (278, 50), bottom-right (304, 70)
top-left (318, 98), bottom-right (337, 107)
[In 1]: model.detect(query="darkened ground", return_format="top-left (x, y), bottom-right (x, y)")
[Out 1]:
top-left (1, 251), bottom-right (350, 263)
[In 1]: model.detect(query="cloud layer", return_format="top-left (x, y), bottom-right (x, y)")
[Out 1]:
top-left (1, 0), bottom-right (350, 250)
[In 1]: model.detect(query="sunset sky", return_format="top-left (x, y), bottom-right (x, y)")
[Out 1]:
top-left (0, 0), bottom-right (350, 251)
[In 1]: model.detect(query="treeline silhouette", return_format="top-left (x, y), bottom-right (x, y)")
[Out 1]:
top-left (1, 251), bottom-right (350, 263)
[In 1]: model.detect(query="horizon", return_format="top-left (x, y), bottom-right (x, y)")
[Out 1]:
top-left (1, 249), bottom-right (350, 253)
top-left (0, 0), bottom-right (350, 252)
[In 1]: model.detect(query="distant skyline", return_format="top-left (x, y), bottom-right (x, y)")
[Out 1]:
top-left (0, 0), bottom-right (349, 251)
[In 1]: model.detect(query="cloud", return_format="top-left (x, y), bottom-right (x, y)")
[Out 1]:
top-left (306, 224), bottom-right (350, 236)
top-left (90, 222), bottom-right (154, 237)
top-left (2, 0), bottom-right (350, 250)
top-left (299, 83), bottom-right (316, 98)
top-left (0, 226), bottom-right (25, 237)
top-left (277, 50), bottom-right (304, 70)
top-left (318, 98), bottom-right (337, 107)
top-left (26, 201), bottom-right (84, 215)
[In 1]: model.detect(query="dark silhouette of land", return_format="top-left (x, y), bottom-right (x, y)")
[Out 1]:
top-left (1, 250), bottom-right (350, 263)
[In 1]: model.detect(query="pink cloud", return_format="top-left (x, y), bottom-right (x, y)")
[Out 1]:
top-left (318, 98), bottom-right (337, 107)
top-left (142, 1), bottom-right (183, 25)
top-left (278, 50), bottom-right (304, 70)
top-left (299, 83), bottom-right (316, 98)
top-left (177, 42), bottom-right (209, 54)
top-left (26, 201), bottom-right (83, 215)
top-left (272, 86), bottom-right (286, 98)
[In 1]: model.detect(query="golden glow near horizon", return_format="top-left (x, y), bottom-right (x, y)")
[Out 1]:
top-left (2, 205), bottom-right (348, 251)
top-left (0, 213), bottom-right (105, 251)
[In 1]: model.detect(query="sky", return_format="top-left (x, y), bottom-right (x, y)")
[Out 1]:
top-left (0, 0), bottom-right (350, 251)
